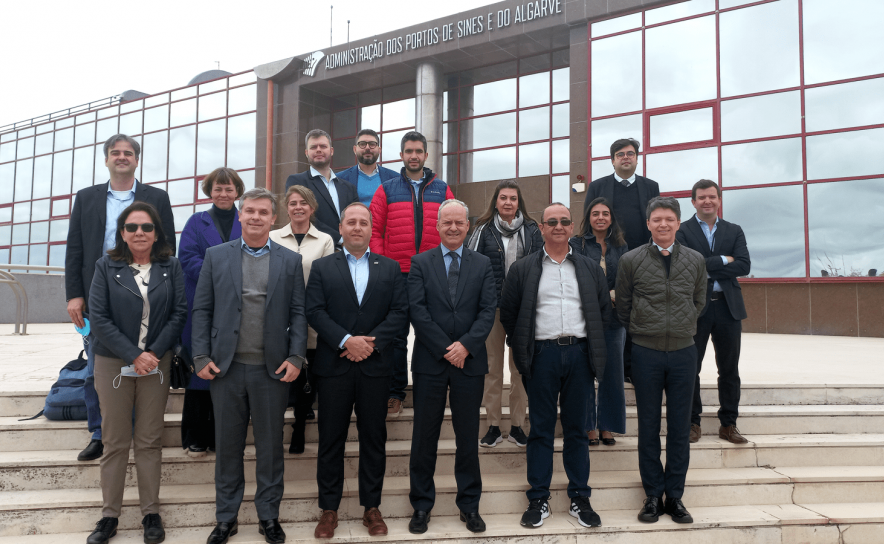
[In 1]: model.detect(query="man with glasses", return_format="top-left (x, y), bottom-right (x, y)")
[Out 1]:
top-left (65, 134), bottom-right (176, 463)
top-left (500, 203), bottom-right (612, 530)
top-left (335, 129), bottom-right (399, 206)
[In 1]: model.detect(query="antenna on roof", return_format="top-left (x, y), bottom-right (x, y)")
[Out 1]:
top-left (347, 20), bottom-right (350, 44)
top-left (215, 61), bottom-right (220, 70)
top-left (330, 5), bottom-right (333, 47)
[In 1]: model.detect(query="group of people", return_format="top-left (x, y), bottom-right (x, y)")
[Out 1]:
top-left (64, 129), bottom-right (749, 544)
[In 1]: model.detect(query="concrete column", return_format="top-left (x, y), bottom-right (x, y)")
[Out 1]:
top-left (415, 62), bottom-right (443, 177)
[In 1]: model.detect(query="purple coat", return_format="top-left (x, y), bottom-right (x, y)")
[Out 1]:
top-left (179, 209), bottom-right (241, 389)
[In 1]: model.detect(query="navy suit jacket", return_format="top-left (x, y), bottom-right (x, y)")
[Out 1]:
top-left (676, 215), bottom-right (750, 321)
top-left (190, 239), bottom-right (308, 379)
top-left (306, 251), bottom-right (408, 378)
top-left (583, 174), bottom-right (660, 247)
top-left (407, 246), bottom-right (497, 377)
top-left (284, 170), bottom-right (358, 245)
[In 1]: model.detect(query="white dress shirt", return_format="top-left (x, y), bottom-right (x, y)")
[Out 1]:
top-left (534, 247), bottom-right (587, 340)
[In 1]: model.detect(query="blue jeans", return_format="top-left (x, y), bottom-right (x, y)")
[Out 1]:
top-left (586, 325), bottom-right (627, 434)
top-left (525, 340), bottom-right (593, 500)
top-left (388, 272), bottom-right (410, 401)
top-left (83, 319), bottom-right (102, 440)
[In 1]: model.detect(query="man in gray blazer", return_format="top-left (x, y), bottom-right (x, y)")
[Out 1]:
top-left (191, 188), bottom-right (307, 544)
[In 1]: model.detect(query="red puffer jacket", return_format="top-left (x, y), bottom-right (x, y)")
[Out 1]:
top-left (369, 168), bottom-right (455, 273)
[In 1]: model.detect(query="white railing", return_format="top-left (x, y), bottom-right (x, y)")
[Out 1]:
top-left (0, 265), bottom-right (65, 335)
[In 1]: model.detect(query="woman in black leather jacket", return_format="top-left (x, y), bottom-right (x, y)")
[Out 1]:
top-left (570, 197), bottom-right (628, 446)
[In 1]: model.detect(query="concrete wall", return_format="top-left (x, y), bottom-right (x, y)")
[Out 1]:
top-left (0, 273), bottom-right (69, 324)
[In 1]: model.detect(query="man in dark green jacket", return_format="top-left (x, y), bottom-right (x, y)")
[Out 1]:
top-left (616, 197), bottom-right (706, 525)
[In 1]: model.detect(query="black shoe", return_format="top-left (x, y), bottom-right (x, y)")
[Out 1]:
top-left (258, 518), bottom-right (286, 543)
top-left (637, 495), bottom-right (664, 523)
top-left (569, 496), bottom-right (601, 527)
top-left (78, 439), bottom-right (104, 461)
top-left (600, 432), bottom-right (616, 446)
top-left (479, 425), bottom-right (502, 447)
top-left (459, 511), bottom-right (486, 533)
top-left (664, 497), bottom-right (693, 523)
top-left (206, 519), bottom-right (238, 544)
top-left (306, 408), bottom-right (315, 420)
top-left (520, 497), bottom-right (550, 528)
top-left (86, 517), bottom-right (118, 544)
top-left (142, 513), bottom-right (165, 544)
top-left (186, 445), bottom-right (208, 458)
top-left (507, 426), bottom-right (528, 447)
top-left (289, 431), bottom-right (305, 454)
top-left (408, 510), bottom-right (430, 534)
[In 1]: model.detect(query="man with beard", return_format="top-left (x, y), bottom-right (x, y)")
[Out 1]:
top-left (286, 129), bottom-right (358, 248)
top-left (335, 129), bottom-right (399, 206)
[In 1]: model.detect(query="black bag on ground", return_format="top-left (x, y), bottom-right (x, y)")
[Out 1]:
top-left (170, 343), bottom-right (194, 390)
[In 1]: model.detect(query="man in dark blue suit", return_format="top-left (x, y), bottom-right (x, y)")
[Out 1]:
top-left (676, 180), bottom-right (751, 445)
top-left (334, 129), bottom-right (399, 206)
top-left (306, 203), bottom-right (408, 539)
top-left (285, 129), bottom-right (358, 247)
top-left (406, 199), bottom-right (497, 535)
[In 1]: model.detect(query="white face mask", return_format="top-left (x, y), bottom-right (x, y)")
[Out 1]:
top-left (113, 364), bottom-right (163, 389)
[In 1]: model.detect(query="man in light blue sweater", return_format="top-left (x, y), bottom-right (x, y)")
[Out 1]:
top-left (336, 129), bottom-right (399, 206)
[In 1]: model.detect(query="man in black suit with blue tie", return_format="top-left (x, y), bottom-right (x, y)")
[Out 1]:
top-left (406, 199), bottom-right (497, 535)
top-left (676, 180), bottom-right (751, 445)
top-left (285, 129), bottom-right (359, 247)
top-left (305, 202), bottom-right (408, 539)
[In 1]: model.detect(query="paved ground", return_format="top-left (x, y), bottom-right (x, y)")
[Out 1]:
top-left (1, 323), bottom-right (882, 393)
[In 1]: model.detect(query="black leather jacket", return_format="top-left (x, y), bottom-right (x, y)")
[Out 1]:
top-left (468, 220), bottom-right (543, 306)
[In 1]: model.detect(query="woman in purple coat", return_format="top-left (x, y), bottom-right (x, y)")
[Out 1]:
top-left (178, 168), bottom-right (244, 456)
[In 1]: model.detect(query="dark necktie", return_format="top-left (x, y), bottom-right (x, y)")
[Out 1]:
top-left (620, 179), bottom-right (630, 188)
top-left (448, 252), bottom-right (459, 304)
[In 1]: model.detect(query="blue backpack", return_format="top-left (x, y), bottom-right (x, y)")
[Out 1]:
top-left (26, 351), bottom-right (89, 421)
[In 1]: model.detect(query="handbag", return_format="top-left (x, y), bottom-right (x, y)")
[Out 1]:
top-left (170, 342), bottom-right (194, 390)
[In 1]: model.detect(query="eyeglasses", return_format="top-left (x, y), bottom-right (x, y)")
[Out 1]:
top-left (356, 141), bottom-right (379, 149)
top-left (541, 219), bottom-right (572, 227)
top-left (615, 151), bottom-right (637, 159)
top-left (123, 223), bottom-right (155, 233)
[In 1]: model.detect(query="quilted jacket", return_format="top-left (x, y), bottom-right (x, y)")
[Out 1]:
top-left (499, 249), bottom-right (612, 380)
top-left (467, 219), bottom-right (544, 306)
top-left (369, 167), bottom-right (454, 273)
top-left (615, 241), bottom-right (707, 352)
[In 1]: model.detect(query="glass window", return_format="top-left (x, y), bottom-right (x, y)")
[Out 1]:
top-left (49, 244), bottom-right (66, 267)
top-left (12, 223), bottom-right (29, 244)
top-left (460, 112), bottom-right (516, 150)
top-left (803, 0), bottom-right (884, 85)
top-left (13, 202), bottom-right (30, 223)
top-left (76, 112), bottom-right (96, 125)
top-left (200, 79), bottom-right (226, 94)
top-left (646, 147), bottom-right (718, 193)
top-left (381, 160), bottom-right (403, 172)
top-left (469, 79), bottom-right (517, 117)
top-left (552, 68), bottom-right (569, 103)
top-left (228, 84), bottom-right (257, 115)
top-left (172, 206), bottom-right (194, 233)
top-left (31, 222), bottom-right (49, 244)
top-left (552, 103), bottom-right (569, 138)
top-left (724, 185), bottom-right (805, 277)
top-left (805, 78), bottom-right (884, 133)
top-left (645, 0), bottom-right (715, 25)
top-left (0, 142), bottom-right (14, 163)
top-left (0, 164), bottom-right (14, 204)
top-left (552, 139), bottom-right (569, 174)
top-left (120, 100), bottom-right (143, 114)
top-left (35, 133), bottom-right (53, 156)
top-left (382, 98), bottom-right (415, 130)
top-left (462, 147), bottom-right (516, 183)
top-left (551, 175), bottom-right (570, 207)
top-left (167, 179), bottom-right (194, 206)
top-left (519, 142), bottom-right (549, 177)
top-left (645, 16), bottom-right (717, 109)
top-left (719, 0), bottom-right (799, 97)
top-left (52, 150), bottom-right (73, 196)
top-left (333, 109), bottom-right (357, 138)
top-left (674, 197), bottom-right (696, 221)
top-left (649, 107), bottom-right (713, 147)
top-left (360, 105), bottom-right (381, 131)
top-left (28, 244), bottom-right (48, 265)
top-left (33, 156), bottom-right (52, 199)
top-left (519, 72), bottom-right (550, 108)
top-left (75, 123), bottom-right (95, 148)
top-left (720, 0), bottom-right (759, 7)
top-left (54, 127), bottom-right (74, 151)
top-left (227, 114), bottom-right (256, 171)
top-left (591, 114), bottom-right (642, 159)
top-left (722, 138), bottom-right (803, 188)
top-left (381, 129), bottom-right (411, 162)
top-left (591, 31), bottom-right (642, 117)
top-left (96, 118), bottom-right (118, 144)
top-left (36, 123), bottom-right (53, 134)
top-left (168, 126), bottom-right (196, 179)
top-left (198, 92), bottom-right (227, 122)
top-left (10, 246), bottom-right (29, 266)
top-left (721, 91), bottom-right (802, 142)
top-left (0, 131), bottom-right (14, 143)
top-left (15, 159), bottom-right (33, 201)
top-left (0, 206), bottom-right (10, 223)
top-left (97, 106), bottom-right (118, 120)
top-left (591, 12), bottom-right (642, 38)
top-left (806, 127), bottom-right (884, 180)
top-left (236, 169), bottom-right (256, 189)
top-left (145, 93), bottom-right (169, 107)
top-left (808, 178), bottom-right (884, 277)
top-left (196, 120), bottom-right (226, 176)
top-left (55, 118), bottom-right (74, 129)
top-left (171, 86), bottom-right (197, 101)
top-left (94, 144), bottom-right (109, 186)
top-left (144, 105), bottom-right (169, 133)
top-left (17, 137), bottom-right (34, 160)
top-left (170, 99), bottom-right (197, 127)
top-left (119, 112), bottom-right (142, 136)
top-left (72, 146), bottom-right (94, 192)
top-left (0, 226), bottom-right (9, 246)
top-left (229, 72), bottom-right (257, 87)
top-left (51, 199), bottom-right (69, 218)
top-left (591, 157), bottom-right (644, 180)
top-left (142, 131), bottom-right (168, 183)
top-left (519, 107), bottom-right (549, 143)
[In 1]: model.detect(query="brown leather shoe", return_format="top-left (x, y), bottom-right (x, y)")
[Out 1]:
top-left (689, 424), bottom-right (701, 443)
top-left (719, 425), bottom-right (749, 444)
top-left (387, 398), bottom-right (402, 417)
top-left (362, 507), bottom-right (388, 536)
top-left (314, 510), bottom-right (338, 539)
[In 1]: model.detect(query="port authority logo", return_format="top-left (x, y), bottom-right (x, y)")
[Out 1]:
top-left (302, 51), bottom-right (325, 77)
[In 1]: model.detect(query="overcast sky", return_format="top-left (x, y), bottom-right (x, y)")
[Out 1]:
top-left (0, 0), bottom-right (497, 128)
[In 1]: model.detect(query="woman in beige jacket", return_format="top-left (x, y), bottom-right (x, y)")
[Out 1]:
top-left (270, 185), bottom-right (335, 453)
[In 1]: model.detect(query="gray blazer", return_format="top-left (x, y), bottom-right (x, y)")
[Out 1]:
top-left (190, 239), bottom-right (308, 379)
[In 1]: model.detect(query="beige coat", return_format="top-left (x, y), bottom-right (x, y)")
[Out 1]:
top-left (270, 222), bottom-right (335, 349)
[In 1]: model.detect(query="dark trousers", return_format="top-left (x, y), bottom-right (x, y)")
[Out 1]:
top-left (623, 331), bottom-right (633, 381)
top-left (691, 298), bottom-right (742, 427)
top-left (409, 365), bottom-right (484, 513)
top-left (288, 349), bottom-right (316, 450)
top-left (631, 343), bottom-right (696, 500)
top-left (181, 389), bottom-right (215, 449)
top-left (210, 362), bottom-right (289, 522)
top-left (525, 340), bottom-right (593, 500)
top-left (315, 364), bottom-right (390, 511)
top-left (389, 272), bottom-right (410, 401)
top-left (82, 315), bottom-right (102, 440)
top-left (586, 325), bottom-right (627, 434)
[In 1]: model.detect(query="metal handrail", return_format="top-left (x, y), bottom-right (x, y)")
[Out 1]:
top-left (0, 265), bottom-right (65, 272)
top-left (0, 265), bottom-right (64, 335)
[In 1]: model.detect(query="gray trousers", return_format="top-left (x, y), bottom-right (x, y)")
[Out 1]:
top-left (210, 362), bottom-right (290, 522)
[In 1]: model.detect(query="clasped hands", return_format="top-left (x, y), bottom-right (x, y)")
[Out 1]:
top-left (444, 341), bottom-right (469, 368)
top-left (341, 336), bottom-right (376, 361)
top-left (133, 350), bottom-right (159, 375)
top-left (196, 359), bottom-right (300, 382)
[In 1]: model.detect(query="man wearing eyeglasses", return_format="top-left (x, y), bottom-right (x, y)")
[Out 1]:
top-left (335, 129), bottom-right (399, 206)
top-left (500, 203), bottom-right (612, 530)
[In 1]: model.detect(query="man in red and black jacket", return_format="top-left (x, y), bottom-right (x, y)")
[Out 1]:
top-left (369, 131), bottom-right (455, 415)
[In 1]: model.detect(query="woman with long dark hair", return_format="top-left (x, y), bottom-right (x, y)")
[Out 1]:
top-left (571, 197), bottom-right (628, 446)
top-left (467, 179), bottom-right (543, 448)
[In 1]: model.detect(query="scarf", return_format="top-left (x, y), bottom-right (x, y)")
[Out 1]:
top-left (494, 211), bottom-right (525, 275)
